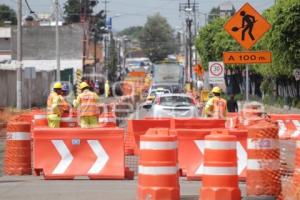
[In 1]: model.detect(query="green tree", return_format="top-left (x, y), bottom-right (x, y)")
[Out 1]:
top-left (0, 4), bottom-right (17, 25)
top-left (107, 33), bottom-right (118, 81)
top-left (195, 17), bottom-right (240, 69)
top-left (139, 13), bottom-right (176, 62)
top-left (64, 0), bottom-right (98, 23)
top-left (253, 0), bottom-right (300, 78)
top-left (118, 26), bottom-right (143, 40)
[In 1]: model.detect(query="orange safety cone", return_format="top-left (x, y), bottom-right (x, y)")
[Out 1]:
top-left (246, 120), bottom-right (281, 199)
top-left (3, 121), bottom-right (32, 175)
top-left (137, 128), bottom-right (180, 200)
top-left (200, 130), bottom-right (241, 200)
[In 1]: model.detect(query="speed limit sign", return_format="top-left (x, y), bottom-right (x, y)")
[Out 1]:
top-left (209, 62), bottom-right (225, 84)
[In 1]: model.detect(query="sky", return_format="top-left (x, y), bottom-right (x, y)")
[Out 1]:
top-left (1, 0), bottom-right (275, 31)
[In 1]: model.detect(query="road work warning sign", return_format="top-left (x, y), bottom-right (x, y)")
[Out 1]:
top-left (223, 51), bottom-right (272, 64)
top-left (224, 3), bottom-right (271, 50)
top-left (209, 62), bottom-right (225, 84)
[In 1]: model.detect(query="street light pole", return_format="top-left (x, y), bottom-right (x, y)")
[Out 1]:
top-left (16, 0), bottom-right (22, 110)
top-left (55, 0), bottom-right (60, 81)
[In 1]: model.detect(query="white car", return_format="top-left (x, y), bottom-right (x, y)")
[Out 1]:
top-left (143, 93), bottom-right (199, 118)
top-left (145, 88), bottom-right (171, 104)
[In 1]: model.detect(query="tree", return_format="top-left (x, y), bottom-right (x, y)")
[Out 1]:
top-left (118, 26), bottom-right (143, 40)
top-left (107, 33), bottom-right (118, 82)
top-left (91, 10), bottom-right (107, 42)
top-left (64, 0), bottom-right (98, 23)
top-left (195, 17), bottom-right (242, 95)
top-left (0, 4), bottom-right (17, 25)
top-left (139, 13), bottom-right (176, 62)
top-left (253, 0), bottom-right (300, 78)
top-left (196, 17), bottom-right (240, 69)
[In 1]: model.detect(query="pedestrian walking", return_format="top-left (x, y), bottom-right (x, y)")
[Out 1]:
top-left (227, 95), bottom-right (238, 113)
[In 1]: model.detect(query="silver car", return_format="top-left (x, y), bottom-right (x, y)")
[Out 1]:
top-left (143, 94), bottom-right (199, 118)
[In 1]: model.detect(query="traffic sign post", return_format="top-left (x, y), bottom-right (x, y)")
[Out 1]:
top-left (224, 3), bottom-right (272, 101)
top-left (209, 62), bottom-right (225, 85)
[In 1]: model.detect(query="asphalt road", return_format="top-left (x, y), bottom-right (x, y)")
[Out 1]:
top-left (0, 176), bottom-right (247, 200)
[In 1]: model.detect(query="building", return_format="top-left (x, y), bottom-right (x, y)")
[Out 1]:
top-left (0, 27), bottom-right (12, 64)
top-left (219, 1), bottom-right (235, 18)
top-left (11, 23), bottom-right (83, 74)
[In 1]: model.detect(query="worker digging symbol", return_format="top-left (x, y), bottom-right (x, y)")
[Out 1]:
top-left (224, 3), bottom-right (272, 50)
top-left (232, 11), bottom-right (256, 41)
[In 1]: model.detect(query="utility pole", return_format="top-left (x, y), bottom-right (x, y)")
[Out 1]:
top-left (187, 0), bottom-right (193, 83)
top-left (55, 0), bottom-right (60, 81)
top-left (179, 0), bottom-right (198, 84)
top-left (193, 0), bottom-right (197, 66)
top-left (16, 0), bottom-right (22, 110)
top-left (81, 0), bottom-right (88, 74)
top-left (103, 0), bottom-right (109, 80)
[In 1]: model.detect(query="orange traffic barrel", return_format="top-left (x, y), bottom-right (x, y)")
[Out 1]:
top-left (225, 113), bottom-right (239, 129)
top-left (284, 138), bottom-right (300, 200)
top-left (200, 130), bottom-right (241, 200)
top-left (99, 112), bottom-right (117, 127)
top-left (3, 121), bottom-right (32, 175)
top-left (33, 113), bottom-right (48, 127)
top-left (281, 138), bottom-right (300, 200)
top-left (137, 128), bottom-right (180, 200)
top-left (246, 120), bottom-right (281, 199)
top-left (60, 113), bottom-right (78, 128)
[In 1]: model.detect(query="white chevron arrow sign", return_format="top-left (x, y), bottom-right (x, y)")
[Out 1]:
top-left (51, 140), bottom-right (109, 175)
top-left (52, 140), bottom-right (74, 174)
top-left (291, 120), bottom-right (300, 138)
top-left (194, 140), bottom-right (246, 175)
top-left (277, 120), bottom-right (287, 137)
top-left (87, 140), bottom-right (109, 174)
top-left (194, 140), bottom-right (205, 175)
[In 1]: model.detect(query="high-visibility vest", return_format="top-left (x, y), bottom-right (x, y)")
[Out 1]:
top-left (47, 92), bottom-right (67, 116)
top-left (105, 82), bottom-right (110, 97)
top-left (77, 90), bottom-right (99, 117)
top-left (212, 97), bottom-right (227, 119)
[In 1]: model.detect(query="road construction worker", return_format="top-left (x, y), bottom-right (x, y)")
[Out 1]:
top-left (204, 86), bottom-right (227, 119)
top-left (105, 80), bottom-right (110, 98)
top-left (47, 82), bottom-right (69, 128)
top-left (73, 82), bottom-right (100, 128)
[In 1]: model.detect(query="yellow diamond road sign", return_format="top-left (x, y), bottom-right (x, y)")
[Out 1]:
top-left (224, 3), bottom-right (272, 50)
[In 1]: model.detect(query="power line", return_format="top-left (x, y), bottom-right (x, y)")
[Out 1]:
top-left (24, 0), bottom-right (34, 14)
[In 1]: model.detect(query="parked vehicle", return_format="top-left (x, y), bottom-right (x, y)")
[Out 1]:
top-left (143, 93), bottom-right (199, 118)
top-left (125, 57), bottom-right (152, 73)
top-left (148, 83), bottom-right (184, 94)
top-left (145, 88), bottom-right (171, 104)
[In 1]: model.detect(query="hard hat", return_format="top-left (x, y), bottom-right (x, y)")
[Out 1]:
top-left (80, 82), bottom-right (89, 90)
top-left (212, 86), bottom-right (221, 94)
top-left (53, 82), bottom-right (62, 89)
